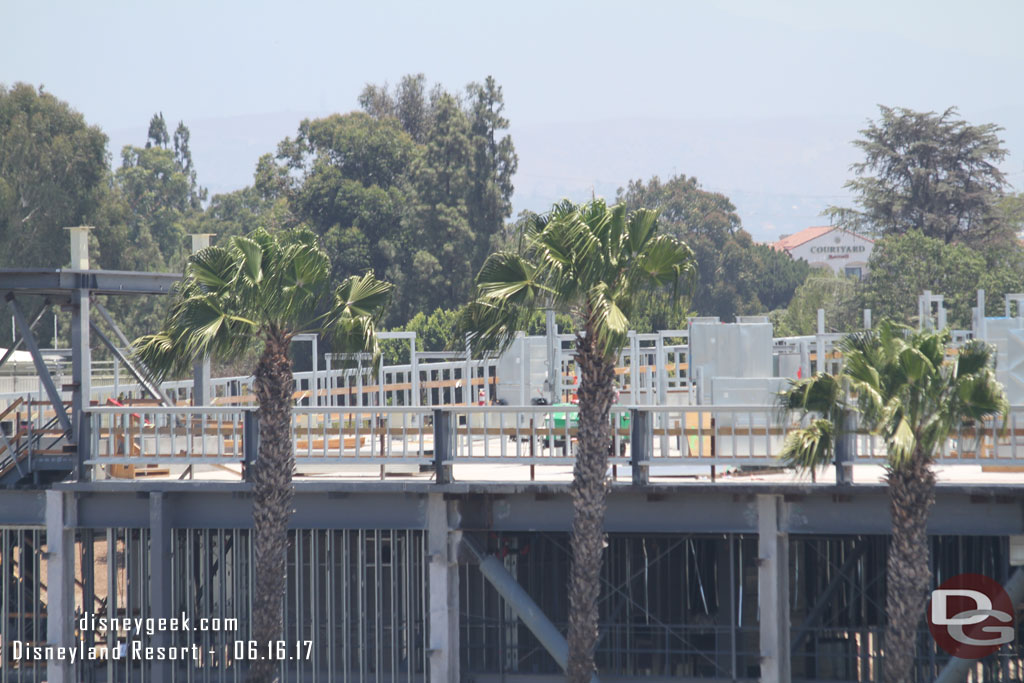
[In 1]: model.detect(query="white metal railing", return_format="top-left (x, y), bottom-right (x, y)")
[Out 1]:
top-left (291, 406), bottom-right (432, 465)
top-left (79, 403), bottom-right (1024, 478)
top-left (89, 406), bottom-right (248, 465)
top-left (855, 406), bottom-right (1024, 465)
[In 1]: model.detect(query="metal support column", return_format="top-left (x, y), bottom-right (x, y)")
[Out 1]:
top-left (45, 490), bottom-right (76, 683)
top-left (149, 492), bottom-right (172, 682)
top-left (243, 411), bottom-right (259, 482)
top-left (835, 412), bottom-right (855, 486)
top-left (71, 288), bottom-right (91, 463)
top-left (757, 494), bottom-right (791, 683)
top-left (428, 494), bottom-right (459, 682)
top-left (815, 309), bottom-right (825, 374)
top-left (630, 409), bottom-right (651, 486)
top-left (863, 308), bottom-right (871, 330)
top-left (433, 409), bottom-right (453, 484)
top-left (545, 309), bottom-right (557, 404)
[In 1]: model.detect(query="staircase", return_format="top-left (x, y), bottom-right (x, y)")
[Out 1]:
top-left (0, 398), bottom-right (76, 488)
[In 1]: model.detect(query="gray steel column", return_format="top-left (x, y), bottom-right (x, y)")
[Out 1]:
top-left (630, 409), bottom-right (651, 486)
top-left (149, 492), bottom-right (172, 682)
top-left (757, 494), bottom-right (791, 683)
top-left (546, 309), bottom-right (557, 403)
top-left (816, 308), bottom-right (825, 374)
top-left (45, 490), bottom-right (76, 683)
top-left (71, 288), bottom-right (92, 472)
top-left (977, 289), bottom-right (987, 340)
top-left (191, 234), bottom-right (213, 405)
top-left (427, 494), bottom-right (460, 682)
top-left (433, 409), bottom-right (453, 484)
top-left (863, 308), bottom-right (872, 330)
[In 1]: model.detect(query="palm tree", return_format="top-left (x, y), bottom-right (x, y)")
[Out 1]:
top-left (779, 321), bottom-right (1006, 682)
top-left (134, 228), bottom-right (392, 683)
top-left (460, 199), bottom-right (695, 682)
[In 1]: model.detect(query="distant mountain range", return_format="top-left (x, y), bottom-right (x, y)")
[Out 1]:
top-left (109, 111), bottom-right (1023, 245)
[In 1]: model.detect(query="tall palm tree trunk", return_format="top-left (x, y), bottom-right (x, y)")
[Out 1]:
top-left (249, 330), bottom-right (294, 683)
top-left (883, 453), bottom-right (936, 683)
top-left (566, 330), bottom-right (616, 682)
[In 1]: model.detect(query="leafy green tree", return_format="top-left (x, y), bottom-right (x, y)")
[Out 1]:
top-left (134, 228), bottom-right (392, 683)
top-left (778, 270), bottom-right (859, 335)
top-left (827, 106), bottom-right (1013, 246)
top-left (0, 83), bottom-right (108, 270)
top-left (749, 243), bottom-right (811, 312)
top-left (461, 199), bottom-right (695, 682)
top-left (779, 322), bottom-right (1006, 682)
top-left (858, 231), bottom-right (990, 327)
top-left (618, 175), bottom-right (798, 320)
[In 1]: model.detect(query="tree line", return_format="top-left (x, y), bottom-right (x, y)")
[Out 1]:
top-left (1, 83), bottom-right (1022, 355)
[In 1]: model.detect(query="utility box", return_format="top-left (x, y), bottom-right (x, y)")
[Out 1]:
top-left (689, 321), bottom-right (773, 401)
top-left (495, 335), bottom-right (548, 406)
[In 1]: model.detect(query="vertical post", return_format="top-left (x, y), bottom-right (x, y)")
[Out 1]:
top-left (46, 490), bottom-right (76, 683)
top-left (799, 341), bottom-right (810, 380)
top-left (427, 494), bottom-right (460, 682)
top-left (149, 492), bottom-right (171, 682)
top-left (834, 412), bottom-right (855, 486)
top-left (815, 309), bottom-right (825, 374)
top-left (311, 334), bottom-right (318, 407)
top-left (757, 494), bottom-right (791, 683)
top-left (464, 337), bottom-right (473, 406)
top-left (545, 309), bottom-right (557, 404)
top-left (630, 408), bottom-right (651, 485)
top-left (629, 331), bottom-right (639, 402)
top-left (190, 234), bottom-right (214, 406)
top-left (433, 409), bottom-right (452, 484)
top-left (518, 332), bottom-right (527, 406)
top-left (863, 309), bottom-right (871, 330)
top-left (65, 226), bottom-right (93, 270)
top-left (71, 287), bottom-right (91, 473)
top-left (243, 411), bottom-right (259, 482)
top-left (975, 290), bottom-right (987, 340)
top-left (411, 333), bottom-right (420, 408)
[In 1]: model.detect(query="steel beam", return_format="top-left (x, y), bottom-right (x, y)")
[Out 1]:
top-left (462, 534), bottom-right (598, 682)
top-left (791, 539), bottom-right (868, 652)
top-left (45, 490), bottom-right (76, 683)
top-left (70, 288), bottom-right (91, 474)
top-left (757, 494), bottom-right (791, 683)
top-left (428, 494), bottom-right (459, 682)
top-left (92, 300), bottom-right (131, 348)
top-left (149, 492), bottom-right (172, 682)
top-left (0, 269), bottom-right (181, 295)
top-left (91, 320), bottom-right (172, 405)
top-left (7, 295), bottom-right (72, 433)
top-left (0, 302), bottom-right (48, 371)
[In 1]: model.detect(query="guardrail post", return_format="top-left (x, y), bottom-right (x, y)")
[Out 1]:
top-left (630, 409), bottom-right (651, 486)
top-left (835, 412), bottom-right (855, 486)
top-left (242, 410), bottom-right (259, 482)
top-left (433, 409), bottom-right (453, 484)
top-left (78, 410), bottom-right (92, 482)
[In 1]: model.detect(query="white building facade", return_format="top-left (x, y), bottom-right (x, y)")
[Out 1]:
top-left (772, 226), bottom-right (874, 278)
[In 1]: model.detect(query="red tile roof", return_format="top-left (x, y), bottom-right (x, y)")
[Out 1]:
top-left (772, 226), bottom-right (874, 252)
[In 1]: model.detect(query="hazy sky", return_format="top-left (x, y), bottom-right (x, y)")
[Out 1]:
top-left (4, 0), bottom-right (1023, 238)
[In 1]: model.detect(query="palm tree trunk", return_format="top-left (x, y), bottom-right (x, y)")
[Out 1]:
top-left (248, 330), bottom-right (294, 683)
top-left (883, 453), bottom-right (936, 683)
top-left (566, 331), bottom-right (616, 683)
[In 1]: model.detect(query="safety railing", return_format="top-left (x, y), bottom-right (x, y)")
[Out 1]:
top-left (81, 404), bottom-right (1024, 482)
top-left (291, 406), bottom-right (432, 465)
top-left (855, 405), bottom-right (1024, 464)
top-left (88, 406), bottom-right (248, 466)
